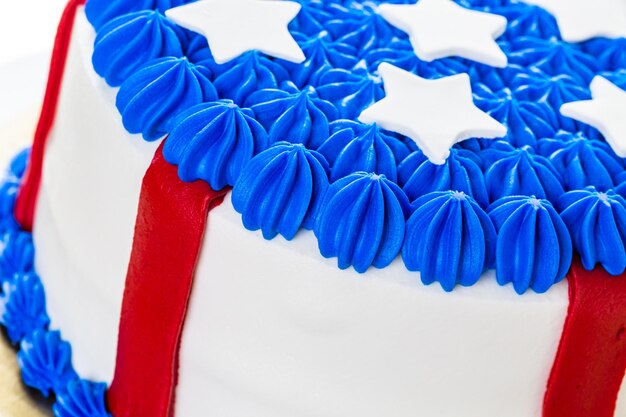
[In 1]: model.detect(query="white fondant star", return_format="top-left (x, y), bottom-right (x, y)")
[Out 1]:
top-left (561, 77), bottom-right (626, 158)
top-left (165, 0), bottom-right (305, 64)
top-left (359, 63), bottom-right (507, 165)
top-left (523, 0), bottom-right (626, 42)
top-left (377, 0), bottom-right (508, 68)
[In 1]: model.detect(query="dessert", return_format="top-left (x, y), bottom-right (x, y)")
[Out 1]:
top-left (1, 0), bottom-right (626, 416)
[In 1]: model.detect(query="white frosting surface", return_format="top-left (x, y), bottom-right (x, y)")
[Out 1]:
top-left (33, 11), bottom-right (161, 382)
top-left (29, 8), bottom-right (626, 417)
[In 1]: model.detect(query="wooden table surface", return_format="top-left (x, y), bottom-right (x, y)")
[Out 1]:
top-left (1, 109), bottom-right (51, 417)
top-left (0, 336), bottom-right (52, 417)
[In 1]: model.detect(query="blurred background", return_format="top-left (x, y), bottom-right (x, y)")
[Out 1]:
top-left (0, 0), bottom-right (67, 65)
top-left (0, 0), bottom-right (66, 130)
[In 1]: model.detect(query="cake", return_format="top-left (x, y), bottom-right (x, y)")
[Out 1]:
top-left (1, 0), bottom-right (626, 416)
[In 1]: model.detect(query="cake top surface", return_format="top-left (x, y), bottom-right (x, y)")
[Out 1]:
top-left (85, 0), bottom-right (626, 295)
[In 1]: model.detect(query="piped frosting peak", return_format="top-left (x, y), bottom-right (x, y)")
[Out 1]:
top-left (117, 57), bottom-right (217, 141)
top-left (489, 196), bottom-right (571, 294)
top-left (86, 0), bottom-right (193, 31)
top-left (402, 191), bottom-right (496, 292)
top-left (315, 172), bottom-right (410, 273)
top-left (200, 51), bottom-right (290, 106)
top-left (164, 101), bottom-right (269, 190)
top-left (53, 380), bottom-right (113, 417)
top-left (315, 68), bottom-right (384, 120)
top-left (317, 120), bottom-right (411, 182)
top-left (558, 187), bottom-right (626, 275)
top-left (93, 10), bottom-right (186, 87)
top-left (18, 330), bottom-right (77, 397)
top-left (232, 142), bottom-right (330, 240)
top-left (484, 143), bottom-right (564, 203)
top-left (398, 148), bottom-right (489, 207)
top-left (245, 82), bottom-right (338, 149)
top-left (541, 132), bottom-right (625, 191)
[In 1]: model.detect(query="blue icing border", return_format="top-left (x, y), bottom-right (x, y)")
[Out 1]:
top-left (93, 10), bottom-right (186, 87)
top-left (164, 100), bottom-right (269, 190)
top-left (0, 150), bottom-right (112, 417)
top-left (83, 0), bottom-right (626, 293)
top-left (402, 191), bottom-right (496, 292)
top-left (232, 142), bottom-right (330, 240)
top-left (315, 172), bottom-right (410, 273)
top-left (489, 196), bottom-right (572, 294)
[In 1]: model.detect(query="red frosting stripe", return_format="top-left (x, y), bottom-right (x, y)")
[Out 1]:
top-left (544, 258), bottom-right (626, 417)
top-left (15, 0), bottom-right (86, 232)
top-left (107, 143), bottom-right (228, 417)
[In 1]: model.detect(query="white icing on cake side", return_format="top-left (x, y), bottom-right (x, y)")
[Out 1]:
top-left (32, 11), bottom-right (161, 382)
top-left (29, 8), bottom-right (626, 417)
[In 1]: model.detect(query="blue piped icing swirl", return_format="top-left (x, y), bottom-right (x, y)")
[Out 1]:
top-left (7, 148), bottom-right (29, 179)
top-left (473, 82), bottom-right (558, 147)
top-left (510, 68), bottom-right (590, 108)
top-left (0, 181), bottom-right (18, 234)
top-left (245, 82), bottom-right (338, 148)
top-left (0, 273), bottom-right (50, 345)
top-left (365, 40), bottom-right (468, 79)
top-left (558, 188), bottom-right (626, 275)
top-left (18, 330), bottom-right (77, 397)
top-left (508, 36), bottom-right (598, 84)
top-left (489, 196), bottom-right (572, 294)
top-left (315, 172), bottom-right (410, 273)
top-left (281, 32), bottom-right (359, 88)
top-left (0, 150), bottom-right (28, 234)
top-left (85, 0), bottom-right (194, 31)
top-left (0, 232), bottom-right (34, 286)
top-left (398, 149), bottom-right (489, 207)
top-left (289, 0), bottom-right (334, 36)
top-left (200, 52), bottom-right (290, 106)
top-left (315, 68), bottom-right (384, 120)
top-left (582, 38), bottom-right (626, 72)
top-left (317, 120), bottom-right (411, 182)
top-left (456, 0), bottom-right (515, 9)
top-left (117, 57), bottom-right (217, 141)
top-left (164, 101), bottom-right (268, 190)
top-left (53, 380), bottom-right (113, 417)
top-left (232, 142), bottom-right (330, 240)
top-left (508, 68), bottom-right (593, 134)
top-left (92, 11), bottom-right (185, 87)
top-left (540, 132), bottom-right (625, 191)
top-left (484, 142), bottom-right (564, 202)
top-left (491, 3), bottom-right (560, 41)
top-left (402, 191), bottom-right (496, 292)
top-left (602, 70), bottom-right (626, 90)
top-left (325, 6), bottom-right (404, 54)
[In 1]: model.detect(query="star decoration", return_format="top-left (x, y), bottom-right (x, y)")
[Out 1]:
top-left (523, 0), bottom-right (626, 42)
top-left (359, 63), bottom-right (507, 165)
top-left (165, 0), bottom-right (305, 64)
top-left (376, 0), bottom-right (508, 68)
top-left (561, 76), bottom-right (626, 158)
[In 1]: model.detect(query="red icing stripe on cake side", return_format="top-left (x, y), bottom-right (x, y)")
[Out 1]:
top-left (544, 258), bottom-right (626, 417)
top-left (107, 143), bottom-right (228, 417)
top-left (14, 0), bottom-right (86, 232)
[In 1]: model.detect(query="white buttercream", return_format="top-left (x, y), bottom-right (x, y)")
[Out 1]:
top-left (29, 8), bottom-right (626, 417)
